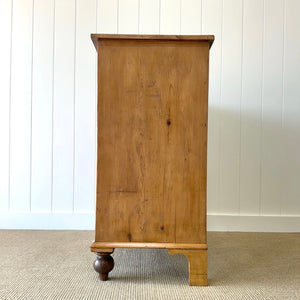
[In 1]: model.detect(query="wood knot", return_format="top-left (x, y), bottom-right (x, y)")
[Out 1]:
top-left (160, 226), bottom-right (164, 231)
top-left (166, 119), bottom-right (171, 126)
top-left (127, 233), bottom-right (132, 242)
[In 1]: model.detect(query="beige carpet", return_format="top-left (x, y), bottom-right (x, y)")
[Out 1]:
top-left (0, 231), bottom-right (299, 300)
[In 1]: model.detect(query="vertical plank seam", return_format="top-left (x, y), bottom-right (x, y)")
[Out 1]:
top-left (138, 0), bottom-right (140, 34)
top-left (51, 0), bottom-right (56, 212)
top-left (96, 0), bottom-right (98, 32)
top-left (280, 0), bottom-right (287, 215)
top-left (200, 0), bottom-right (203, 34)
top-left (217, 0), bottom-right (224, 213)
top-left (238, 0), bottom-right (244, 215)
top-left (159, 0), bottom-right (161, 34)
top-left (92, 0), bottom-right (97, 213)
top-left (117, 0), bottom-right (119, 33)
top-left (8, 0), bottom-right (14, 212)
top-left (73, 0), bottom-right (77, 213)
top-left (29, 0), bottom-right (35, 212)
top-left (179, 0), bottom-right (182, 34)
top-left (95, 0), bottom-right (99, 215)
top-left (281, 0), bottom-right (286, 129)
top-left (259, 0), bottom-right (266, 216)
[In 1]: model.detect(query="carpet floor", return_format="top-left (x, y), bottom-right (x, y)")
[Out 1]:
top-left (0, 231), bottom-right (299, 299)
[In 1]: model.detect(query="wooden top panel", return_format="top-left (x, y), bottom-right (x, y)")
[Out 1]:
top-left (91, 34), bottom-right (214, 49)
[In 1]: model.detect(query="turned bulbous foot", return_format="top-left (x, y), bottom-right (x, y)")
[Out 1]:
top-left (93, 252), bottom-right (114, 281)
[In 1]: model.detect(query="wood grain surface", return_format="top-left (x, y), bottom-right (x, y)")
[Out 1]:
top-left (94, 38), bottom-right (210, 245)
top-left (169, 249), bottom-right (207, 286)
top-left (90, 241), bottom-right (208, 251)
top-left (91, 34), bottom-right (214, 48)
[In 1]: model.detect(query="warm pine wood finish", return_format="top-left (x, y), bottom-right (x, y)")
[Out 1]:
top-left (91, 34), bottom-right (214, 49)
top-left (96, 38), bottom-right (209, 243)
top-left (90, 242), bottom-right (208, 251)
top-left (91, 34), bottom-right (214, 285)
top-left (169, 249), bottom-right (207, 286)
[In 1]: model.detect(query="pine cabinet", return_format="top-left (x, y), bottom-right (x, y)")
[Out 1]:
top-left (90, 34), bottom-right (214, 286)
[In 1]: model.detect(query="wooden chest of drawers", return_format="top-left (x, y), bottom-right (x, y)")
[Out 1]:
top-left (90, 34), bottom-right (214, 286)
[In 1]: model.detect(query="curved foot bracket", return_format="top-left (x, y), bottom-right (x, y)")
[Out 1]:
top-left (168, 249), bottom-right (207, 286)
top-left (93, 250), bottom-right (115, 281)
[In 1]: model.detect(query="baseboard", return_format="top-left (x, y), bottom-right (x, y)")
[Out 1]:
top-left (0, 212), bottom-right (95, 230)
top-left (207, 214), bottom-right (300, 232)
top-left (0, 212), bottom-right (299, 232)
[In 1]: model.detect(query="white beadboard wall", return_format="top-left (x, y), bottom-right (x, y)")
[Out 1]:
top-left (0, 0), bottom-right (299, 232)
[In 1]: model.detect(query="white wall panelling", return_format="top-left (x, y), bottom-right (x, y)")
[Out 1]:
top-left (160, 0), bottom-right (181, 34)
top-left (203, 0), bottom-right (223, 214)
top-left (219, 0), bottom-right (243, 214)
top-left (139, 0), bottom-right (160, 34)
top-left (282, 0), bottom-right (300, 215)
top-left (74, 0), bottom-right (97, 212)
top-left (0, 0), bottom-right (12, 211)
top-left (0, 0), bottom-right (299, 231)
top-left (180, 0), bottom-right (202, 35)
top-left (261, 0), bottom-right (285, 215)
top-left (9, 0), bottom-right (33, 212)
top-left (97, 0), bottom-right (118, 33)
top-left (118, 0), bottom-right (139, 34)
top-left (52, 0), bottom-right (76, 212)
top-left (239, 0), bottom-right (263, 215)
top-left (31, 0), bottom-right (54, 212)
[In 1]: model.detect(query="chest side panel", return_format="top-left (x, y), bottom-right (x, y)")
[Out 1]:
top-left (95, 39), bottom-right (209, 244)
